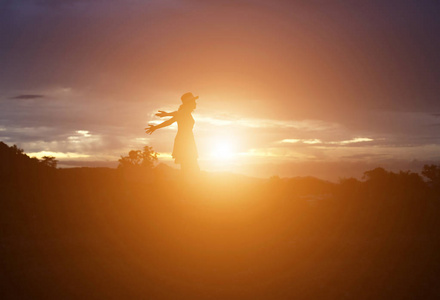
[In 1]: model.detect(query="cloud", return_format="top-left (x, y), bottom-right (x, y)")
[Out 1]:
top-left (195, 114), bottom-right (340, 131)
top-left (303, 139), bottom-right (322, 145)
top-left (339, 153), bottom-right (389, 160)
top-left (9, 94), bottom-right (44, 100)
top-left (328, 138), bottom-right (374, 145)
top-left (280, 137), bottom-right (374, 146)
top-left (281, 139), bottom-right (301, 144)
top-left (27, 150), bottom-right (90, 159)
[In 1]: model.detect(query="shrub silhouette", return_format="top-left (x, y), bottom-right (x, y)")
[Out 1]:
top-left (118, 146), bottom-right (158, 170)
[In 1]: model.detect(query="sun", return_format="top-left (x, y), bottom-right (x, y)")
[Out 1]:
top-left (211, 139), bottom-right (236, 160)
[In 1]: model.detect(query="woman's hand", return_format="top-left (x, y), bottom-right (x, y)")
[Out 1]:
top-left (155, 110), bottom-right (169, 118)
top-left (145, 124), bottom-right (156, 135)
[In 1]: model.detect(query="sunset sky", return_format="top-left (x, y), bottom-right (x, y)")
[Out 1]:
top-left (1, 0), bottom-right (439, 180)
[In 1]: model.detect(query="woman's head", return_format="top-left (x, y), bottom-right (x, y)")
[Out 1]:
top-left (180, 92), bottom-right (198, 112)
top-left (179, 100), bottom-right (196, 112)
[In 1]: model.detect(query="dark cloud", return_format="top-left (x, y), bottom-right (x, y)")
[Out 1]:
top-left (9, 94), bottom-right (44, 99)
top-left (340, 153), bottom-right (390, 160)
top-left (1, 0), bottom-right (439, 115)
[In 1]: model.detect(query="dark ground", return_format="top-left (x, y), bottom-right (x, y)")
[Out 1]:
top-left (1, 142), bottom-right (440, 299)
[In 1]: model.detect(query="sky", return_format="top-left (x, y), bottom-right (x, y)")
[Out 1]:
top-left (1, 0), bottom-right (439, 180)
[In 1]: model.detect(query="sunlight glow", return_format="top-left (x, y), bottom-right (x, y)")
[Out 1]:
top-left (211, 139), bottom-right (236, 160)
top-left (27, 151), bottom-right (90, 159)
top-left (157, 152), bottom-right (173, 160)
top-left (195, 114), bottom-right (340, 131)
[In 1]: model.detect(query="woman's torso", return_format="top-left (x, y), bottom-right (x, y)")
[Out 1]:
top-left (176, 111), bottom-right (195, 135)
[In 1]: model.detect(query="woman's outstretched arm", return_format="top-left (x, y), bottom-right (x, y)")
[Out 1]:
top-left (145, 117), bottom-right (177, 135)
top-left (155, 110), bottom-right (177, 118)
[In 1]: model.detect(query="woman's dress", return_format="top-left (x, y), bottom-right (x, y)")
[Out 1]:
top-left (172, 111), bottom-right (198, 164)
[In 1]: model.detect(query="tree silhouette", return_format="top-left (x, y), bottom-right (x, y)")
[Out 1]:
top-left (118, 146), bottom-right (158, 170)
top-left (40, 156), bottom-right (58, 168)
top-left (11, 144), bottom-right (24, 155)
top-left (363, 167), bottom-right (388, 182)
top-left (422, 164), bottom-right (440, 184)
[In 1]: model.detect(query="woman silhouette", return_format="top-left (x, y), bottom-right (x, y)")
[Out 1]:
top-left (145, 92), bottom-right (200, 175)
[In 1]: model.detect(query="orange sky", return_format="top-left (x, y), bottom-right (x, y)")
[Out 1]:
top-left (1, 0), bottom-right (439, 180)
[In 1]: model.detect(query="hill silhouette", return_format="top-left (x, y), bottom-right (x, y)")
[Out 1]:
top-left (1, 142), bottom-right (440, 299)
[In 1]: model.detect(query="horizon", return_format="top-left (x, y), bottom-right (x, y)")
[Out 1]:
top-left (0, 139), bottom-right (435, 183)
